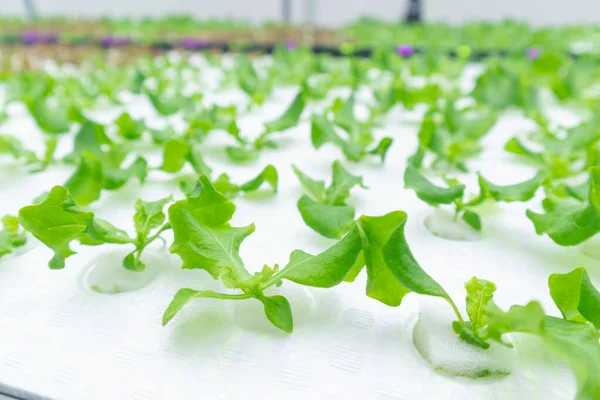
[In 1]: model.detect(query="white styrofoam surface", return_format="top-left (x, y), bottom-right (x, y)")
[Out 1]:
top-left (0, 57), bottom-right (597, 400)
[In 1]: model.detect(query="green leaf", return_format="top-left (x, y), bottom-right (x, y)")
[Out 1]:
top-left (134, 196), bottom-right (172, 239)
top-left (212, 165), bottom-right (278, 199)
top-left (451, 321), bottom-right (490, 350)
top-left (311, 114), bottom-right (343, 150)
top-left (292, 166), bottom-right (326, 202)
top-left (527, 167), bottom-right (600, 246)
top-left (259, 294), bottom-right (294, 333)
top-left (543, 317), bottom-right (600, 400)
top-left (379, 212), bottom-right (450, 302)
top-left (168, 176), bottom-right (254, 279)
top-left (103, 157), bottom-right (148, 190)
top-left (264, 92), bottom-right (305, 133)
top-left (128, 68), bottom-right (146, 94)
top-left (297, 195), bottom-right (355, 239)
top-left (549, 268), bottom-right (600, 328)
top-left (485, 301), bottom-right (545, 345)
top-left (356, 212), bottom-right (414, 306)
top-left (225, 145), bottom-right (259, 163)
top-left (147, 89), bottom-right (193, 116)
top-left (461, 210), bottom-right (482, 231)
top-left (407, 146), bottom-right (426, 169)
top-left (18, 186), bottom-right (94, 269)
top-left (149, 126), bottom-right (177, 145)
top-left (80, 218), bottom-right (132, 246)
top-left (486, 302), bottom-right (600, 399)
top-left (478, 171), bottom-right (546, 202)
top-left (162, 288), bottom-right (253, 326)
top-left (212, 174), bottom-right (238, 198)
top-left (188, 145), bottom-right (212, 176)
top-left (333, 93), bottom-right (356, 131)
top-left (309, 115), bottom-right (369, 162)
top-left (63, 153), bottom-right (105, 206)
top-left (123, 250), bottom-right (144, 272)
top-left (368, 137), bottom-right (394, 162)
top-left (0, 216), bottom-right (27, 258)
top-left (471, 65), bottom-right (521, 110)
top-left (404, 164), bottom-right (465, 205)
top-left (0, 135), bottom-right (38, 163)
top-left (115, 112), bottom-right (145, 140)
top-left (527, 199), bottom-right (600, 246)
top-left (504, 137), bottom-right (544, 163)
top-left (161, 138), bottom-right (190, 173)
top-left (465, 277), bottom-right (497, 332)
top-left (66, 120), bottom-right (111, 162)
top-left (27, 96), bottom-right (70, 134)
top-left (325, 161), bottom-right (365, 205)
top-left (343, 251), bottom-right (365, 283)
top-left (278, 225), bottom-right (362, 287)
top-left (239, 165), bottom-right (278, 194)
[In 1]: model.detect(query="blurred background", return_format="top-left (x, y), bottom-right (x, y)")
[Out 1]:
top-left (0, 0), bottom-right (598, 26)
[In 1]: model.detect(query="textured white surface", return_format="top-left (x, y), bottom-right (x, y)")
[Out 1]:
top-left (0, 58), bottom-right (596, 400)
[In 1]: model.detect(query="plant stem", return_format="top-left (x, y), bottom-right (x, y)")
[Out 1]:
top-left (143, 223), bottom-right (171, 246)
top-left (447, 297), bottom-right (466, 326)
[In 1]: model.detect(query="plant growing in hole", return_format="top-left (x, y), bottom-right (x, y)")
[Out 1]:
top-left (310, 92), bottom-right (393, 163)
top-left (293, 161), bottom-right (366, 239)
top-left (178, 164), bottom-right (278, 199)
top-left (504, 114), bottom-right (600, 180)
top-left (440, 268), bottom-right (600, 398)
top-left (144, 76), bottom-right (204, 116)
top-left (404, 164), bottom-right (546, 232)
top-left (163, 177), bottom-right (465, 333)
top-left (232, 55), bottom-right (274, 106)
top-left (408, 98), bottom-right (498, 173)
top-left (18, 186), bottom-right (172, 271)
top-left (156, 131), bottom-right (279, 199)
top-left (225, 90), bottom-right (306, 163)
top-left (182, 104), bottom-right (240, 144)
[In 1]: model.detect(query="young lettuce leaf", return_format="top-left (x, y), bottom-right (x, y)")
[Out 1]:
top-left (527, 167), bottom-right (600, 245)
top-left (18, 186), bottom-right (170, 271)
top-left (0, 215), bottom-right (27, 258)
top-left (293, 161), bottom-right (366, 239)
top-left (549, 268), bottom-right (600, 328)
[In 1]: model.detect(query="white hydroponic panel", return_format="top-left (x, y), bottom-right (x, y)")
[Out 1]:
top-left (0, 56), bottom-right (594, 400)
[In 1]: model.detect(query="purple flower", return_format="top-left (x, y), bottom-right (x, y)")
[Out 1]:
top-left (180, 37), bottom-right (210, 50)
top-left (285, 40), bottom-right (298, 50)
top-left (22, 30), bottom-right (41, 45)
top-left (99, 35), bottom-right (116, 47)
top-left (526, 47), bottom-right (541, 59)
top-left (396, 44), bottom-right (414, 57)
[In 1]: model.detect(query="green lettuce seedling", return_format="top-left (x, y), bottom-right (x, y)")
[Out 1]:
top-left (311, 93), bottom-right (393, 163)
top-left (178, 164), bottom-right (278, 199)
top-left (405, 164), bottom-right (546, 231)
top-left (293, 161), bottom-right (366, 239)
top-left (448, 269), bottom-right (600, 399)
top-left (226, 91), bottom-right (305, 163)
top-left (527, 167), bottom-right (600, 246)
top-left (0, 216), bottom-right (27, 259)
top-left (18, 186), bottom-right (171, 271)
